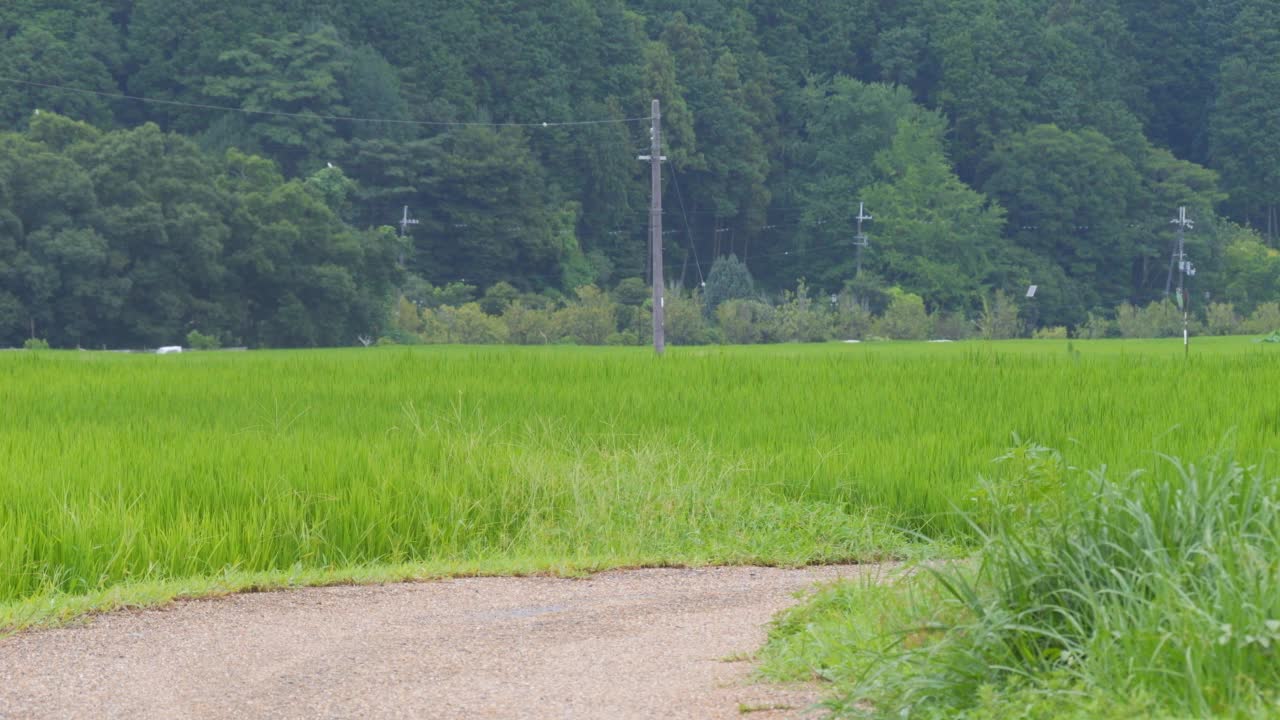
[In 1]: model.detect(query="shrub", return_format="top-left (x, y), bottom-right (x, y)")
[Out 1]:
top-left (185, 330), bottom-right (221, 350)
top-left (421, 303), bottom-right (508, 344)
top-left (876, 289), bottom-right (931, 341)
top-left (931, 310), bottom-right (974, 341)
top-left (22, 337), bottom-right (49, 351)
top-left (1116, 300), bottom-right (1183, 338)
top-left (502, 302), bottom-right (556, 345)
top-left (478, 281), bottom-right (520, 316)
top-left (716, 299), bottom-right (776, 345)
top-left (977, 289), bottom-right (1021, 339)
top-left (1205, 302), bottom-right (1241, 336)
top-left (1079, 311), bottom-right (1112, 339)
top-left (702, 254), bottom-right (756, 316)
top-left (1242, 301), bottom-right (1280, 335)
top-left (612, 277), bottom-right (650, 307)
top-left (552, 285), bottom-right (617, 345)
top-left (775, 280), bottom-right (831, 343)
top-left (1033, 325), bottom-right (1068, 339)
top-left (664, 291), bottom-right (716, 345)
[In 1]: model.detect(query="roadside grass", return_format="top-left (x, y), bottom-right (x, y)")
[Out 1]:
top-left (761, 445), bottom-right (1280, 719)
top-left (2, 338), bottom-right (1276, 628)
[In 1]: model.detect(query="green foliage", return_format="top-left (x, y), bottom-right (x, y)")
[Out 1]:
top-left (716, 299), bottom-right (777, 345)
top-left (1115, 300), bottom-right (1188, 339)
top-left (185, 330), bottom-right (221, 350)
top-left (773, 280), bottom-right (831, 343)
top-left (479, 281), bottom-right (520, 316)
top-left (977, 290), bottom-right (1022, 340)
top-left (765, 445), bottom-right (1280, 719)
top-left (1205, 303), bottom-right (1241, 336)
top-left (663, 290), bottom-right (716, 345)
top-left (877, 288), bottom-right (932, 341)
top-left (553, 285), bottom-right (617, 346)
top-left (22, 337), bottom-right (49, 350)
top-left (421, 303), bottom-right (508, 344)
top-left (501, 302), bottom-right (556, 345)
top-left (1242, 302), bottom-right (1280, 335)
top-left (2, 3), bottom-right (1279, 349)
top-left (1033, 326), bottom-right (1068, 340)
top-left (701, 254), bottom-right (755, 315)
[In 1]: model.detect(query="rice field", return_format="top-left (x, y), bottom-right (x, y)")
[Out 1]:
top-left (1, 337), bottom-right (1276, 625)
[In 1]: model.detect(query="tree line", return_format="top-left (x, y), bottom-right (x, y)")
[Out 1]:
top-left (1, 1), bottom-right (1278, 347)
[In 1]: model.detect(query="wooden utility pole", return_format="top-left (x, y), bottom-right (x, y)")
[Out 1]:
top-left (640, 99), bottom-right (666, 355)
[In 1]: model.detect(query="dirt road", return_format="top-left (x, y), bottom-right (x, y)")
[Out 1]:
top-left (0, 565), bottom-right (890, 719)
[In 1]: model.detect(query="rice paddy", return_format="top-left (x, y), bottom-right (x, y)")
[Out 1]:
top-left (2, 337), bottom-right (1276, 627)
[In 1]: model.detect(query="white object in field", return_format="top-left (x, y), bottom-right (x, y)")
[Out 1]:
top-left (156, 346), bottom-right (183, 355)
top-left (1026, 285), bottom-right (1038, 298)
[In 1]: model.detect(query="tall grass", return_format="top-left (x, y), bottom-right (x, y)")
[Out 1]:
top-left (1, 338), bottom-right (1277, 620)
top-left (762, 444), bottom-right (1280, 718)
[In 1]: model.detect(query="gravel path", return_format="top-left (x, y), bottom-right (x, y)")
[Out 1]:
top-left (0, 565), bottom-right (892, 720)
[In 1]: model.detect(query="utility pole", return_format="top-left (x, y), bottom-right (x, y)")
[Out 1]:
top-left (853, 202), bottom-right (871, 277)
top-left (639, 99), bottom-right (666, 355)
top-left (1170, 206), bottom-right (1195, 357)
top-left (397, 206), bottom-right (418, 267)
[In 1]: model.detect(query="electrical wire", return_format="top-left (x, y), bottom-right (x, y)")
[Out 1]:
top-left (0, 75), bottom-right (653, 128)
top-left (668, 165), bottom-right (706, 286)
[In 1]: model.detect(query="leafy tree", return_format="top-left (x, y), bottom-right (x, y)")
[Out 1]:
top-left (1209, 0), bottom-right (1280, 240)
top-left (863, 116), bottom-right (1008, 312)
top-left (982, 125), bottom-right (1144, 324)
top-left (702, 253), bottom-right (756, 314)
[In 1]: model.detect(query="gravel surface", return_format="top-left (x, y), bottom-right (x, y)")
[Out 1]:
top-left (0, 564), bottom-right (893, 720)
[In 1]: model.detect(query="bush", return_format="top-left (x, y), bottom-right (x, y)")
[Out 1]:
top-left (1116, 300), bottom-right (1183, 338)
top-left (552, 285), bottom-right (617, 345)
top-left (1242, 301), bottom-right (1280, 335)
top-left (22, 337), bottom-right (49, 350)
top-left (876, 289), bottom-right (931, 341)
top-left (716, 299), bottom-right (777, 345)
top-left (702, 254), bottom-right (756, 316)
top-left (478, 281), bottom-right (520, 316)
top-left (1079, 311), bottom-right (1112, 339)
top-left (421, 303), bottom-right (509, 344)
top-left (664, 291), bottom-right (716, 345)
top-left (185, 330), bottom-right (221, 350)
top-left (931, 310), bottom-right (974, 341)
top-left (612, 277), bottom-right (650, 307)
top-left (978, 289), bottom-right (1021, 339)
top-left (1205, 302), bottom-right (1241, 336)
top-left (502, 302), bottom-right (556, 345)
top-left (1033, 325), bottom-right (1068, 339)
top-left (775, 280), bottom-right (831, 342)
top-left (828, 294), bottom-right (877, 341)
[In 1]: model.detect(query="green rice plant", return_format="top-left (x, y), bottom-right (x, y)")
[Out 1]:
top-left (1, 338), bottom-right (1277, 624)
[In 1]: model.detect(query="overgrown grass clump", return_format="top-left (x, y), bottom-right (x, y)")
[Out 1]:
top-left (763, 445), bottom-right (1280, 718)
top-left (1, 338), bottom-right (1276, 627)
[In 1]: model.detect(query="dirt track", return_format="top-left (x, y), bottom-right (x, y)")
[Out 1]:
top-left (0, 565), bottom-right (891, 719)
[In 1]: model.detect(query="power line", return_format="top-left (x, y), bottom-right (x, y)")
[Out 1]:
top-left (668, 166), bottom-right (706, 286)
top-left (0, 75), bottom-right (652, 128)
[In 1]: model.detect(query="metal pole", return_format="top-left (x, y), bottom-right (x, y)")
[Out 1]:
top-left (648, 99), bottom-right (665, 355)
top-left (1173, 206), bottom-right (1192, 358)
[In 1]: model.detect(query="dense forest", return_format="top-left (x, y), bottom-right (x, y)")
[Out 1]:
top-left (2, 0), bottom-right (1279, 348)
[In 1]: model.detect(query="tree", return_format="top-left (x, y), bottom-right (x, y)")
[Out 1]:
top-left (702, 253), bottom-right (756, 315)
top-left (1209, 1), bottom-right (1280, 240)
top-left (982, 124), bottom-right (1144, 324)
top-left (203, 25), bottom-right (354, 175)
top-left (863, 117), bottom-right (1009, 312)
